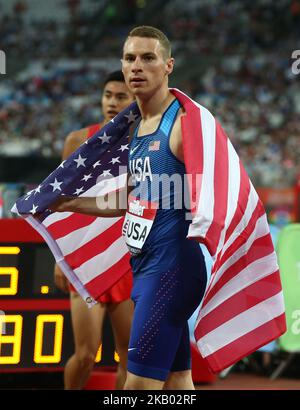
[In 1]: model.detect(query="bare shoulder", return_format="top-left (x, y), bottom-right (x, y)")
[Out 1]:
top-left (65, 128), bottom-right (89, 148)
top-left (62, 127), bottom-right (89, 159)
top-left (169, 108), bottom-right (185, 162)
top-left (172, 107), bottom-right (185, 137)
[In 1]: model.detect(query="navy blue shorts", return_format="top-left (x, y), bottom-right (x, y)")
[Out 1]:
top-left (127, 239), bottom-right (207, 381)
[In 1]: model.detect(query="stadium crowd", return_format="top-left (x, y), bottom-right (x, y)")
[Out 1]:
top-left (0, 0), bottom-right (299, 187)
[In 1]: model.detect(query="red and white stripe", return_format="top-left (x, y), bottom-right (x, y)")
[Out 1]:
top-left (26, 172), bottom-right (130, 305)
top-left (172, 88), bottom-right (286, 373)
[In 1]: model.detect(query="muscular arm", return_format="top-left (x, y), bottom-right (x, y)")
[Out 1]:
top-left (50, 177), bottom-right (132, 217)
top-left (62, 128), bottom-right (89, 160)
top-left (169, 108), bottom-right (184, 162)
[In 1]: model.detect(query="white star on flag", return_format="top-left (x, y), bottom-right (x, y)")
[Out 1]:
top-left (125, 111), bottom-right (137, 123)
top-left (24, 190), bottom-right (34, 200)
top-left (74, 187), bottom-right (84, 195)
top-left (30, 204), bottom-right (38, 214)
top-left (110, 157), bottom-right (121, 164)
top-left (93, 160), bottom-right (101, 168)
top-left (118, 144), bottom-right (129, 152)
top-left (74, 154), bottom-right (87, 168)
top-left (50, 178), bottom-right (63, 192)
top-left (59, 161), bottom-right (66, 168)
top-left (98, 132), bottom-right (111, 144)
top-left (102, 169), bottom-right (112, 177)
top-left (35, 185), bottom-right (43, 193)
top-left (81, 174), bottom-right (92, 182)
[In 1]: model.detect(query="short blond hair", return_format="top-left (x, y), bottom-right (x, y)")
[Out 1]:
top-left (126, 26), bottom-right (171, 59)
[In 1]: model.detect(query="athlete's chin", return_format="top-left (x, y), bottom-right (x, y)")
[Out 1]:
top-left (131, 87), bottom-right (150, 98)
top-left (132, 89), bottom-right (146, 96)
top-left (129, 83), bottom-right (147, 93)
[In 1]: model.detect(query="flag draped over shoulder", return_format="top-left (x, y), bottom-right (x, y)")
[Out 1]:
top-left (12, 104), bottom-right (140, 305)
top-left (13, 88), bottom-right (286, 373)
top-left (173, 89), bottom-right (286, 372)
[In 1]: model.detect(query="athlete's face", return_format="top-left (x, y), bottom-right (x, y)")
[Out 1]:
top-left (102, 81), bottom-right (134, 122)
top-left (121, 37), bottom-right (174, 98)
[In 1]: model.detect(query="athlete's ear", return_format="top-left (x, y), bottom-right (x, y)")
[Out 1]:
top-left (166, 57), bottom-right (174, 75)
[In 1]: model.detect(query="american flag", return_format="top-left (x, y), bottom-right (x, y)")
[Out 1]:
top-left (13, 89), bottom-right (286, 373)
top-left (173, 88), bottom-right (286, 372)
top-left (12, 104), bottom-right (140, 305)
top-left (149, 140), bottom-right (160, 151)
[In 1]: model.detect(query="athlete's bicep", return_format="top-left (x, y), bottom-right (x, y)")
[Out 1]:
top-left (169, 115), bottom-right (184, 163)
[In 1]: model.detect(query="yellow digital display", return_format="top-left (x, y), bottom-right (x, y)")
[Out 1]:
top-left (0, 267), bottom-right (19, 295)
top-left (114, 351), bottom-right (120, 363)
top-left (0, 315), bottom-right (23, 364)
top-left (0, 311), bottom-right (120, 367)
top-left (95, 346), bottom-right (120, 363)
top-left (0, 247), bottom-right (21, 255)
top-left (0, 246), bottom-right (20, 295)
top-left (95, 344), bottom-right (102, 363)
top-left (34, 315), bottom-right (64, 363)
top-left (0, 242), bottom-right (120, 369)
top-left (94, 345), bottom-right (120, 363)
top-left (40, 286), bottom-right (49, 294)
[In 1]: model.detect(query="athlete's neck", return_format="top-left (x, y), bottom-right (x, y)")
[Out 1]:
top-left (136, 87), bottom-right (174, 121)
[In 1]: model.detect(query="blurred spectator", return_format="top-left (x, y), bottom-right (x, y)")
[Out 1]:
top-left (66, 0), bottom-right (80, 18)
top-left (0, 0), bottom-right (299, 187)
top-left (14, 1), bottom-right (28, 16)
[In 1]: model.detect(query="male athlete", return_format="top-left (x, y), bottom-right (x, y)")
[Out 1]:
top-left (51, 27), bottom-right (207, 390)
top-left (54, 71), bottom-right (134, 389)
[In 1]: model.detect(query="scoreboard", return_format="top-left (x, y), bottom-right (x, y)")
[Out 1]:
top-left (0, 219), bottom-right (117, 372)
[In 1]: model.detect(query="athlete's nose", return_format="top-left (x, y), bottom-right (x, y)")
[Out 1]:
top-left (131, 56), bottom-right (143, 73)
top-left (108, 97), bottom-right (117, 107)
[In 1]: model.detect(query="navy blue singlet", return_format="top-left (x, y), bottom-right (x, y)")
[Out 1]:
top-left (124, 98), bottom-right (207, 381)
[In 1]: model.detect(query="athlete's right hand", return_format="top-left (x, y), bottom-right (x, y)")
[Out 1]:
top-left (54, 263), bottom-right (69, 294)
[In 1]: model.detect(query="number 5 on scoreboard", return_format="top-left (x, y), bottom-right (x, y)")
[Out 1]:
top-left (0, 246), bottom-right (21, 295)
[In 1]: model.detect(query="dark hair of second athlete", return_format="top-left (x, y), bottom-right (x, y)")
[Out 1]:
top-left (103, 70), bottom-right (125, 87)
